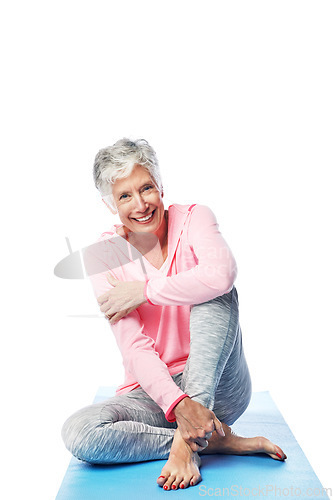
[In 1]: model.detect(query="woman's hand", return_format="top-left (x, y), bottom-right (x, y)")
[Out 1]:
top-left (173, 397), bottom-right (225, 452)
top-left (98, 273), bottom-right (147, 324)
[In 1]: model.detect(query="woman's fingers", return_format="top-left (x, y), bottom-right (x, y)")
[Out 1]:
top-left (195, 437), bottom-right (209, 449)
top-left (100, 298), bottom-right (117, 316)
top-left (109, 312), bottom-right (123, 324)
top-left (110, 309), bottom-right (131, 324)
top-left (189, 440), bottom-right (207, 453)
top-left (214, 416), bottom-right (225, 437)
top-left (97, 274), bottom-right (118, 305)
top-left (97, 291), bottom-right (112, 305)
top-left (174, 398), bottom-right (223, 447)
top-left (105, 305), bottom-right (140, 324)
top-left (100, 302), bottom-right (108, 313)
top-left (99, 294), bottom-right (137, 316)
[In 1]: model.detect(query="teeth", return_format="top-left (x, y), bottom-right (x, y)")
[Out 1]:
top-left (135, 212), bottom-right (153, 222)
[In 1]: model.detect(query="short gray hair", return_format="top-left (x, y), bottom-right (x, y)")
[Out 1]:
top-left (93, 138), bottom-right (163, 209)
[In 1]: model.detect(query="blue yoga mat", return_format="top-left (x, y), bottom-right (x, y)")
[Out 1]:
top-left (56, 389), bottom-right (329, 499)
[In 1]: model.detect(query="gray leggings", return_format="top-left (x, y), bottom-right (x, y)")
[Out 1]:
top-left (61, 287), bottom-right (252, 464)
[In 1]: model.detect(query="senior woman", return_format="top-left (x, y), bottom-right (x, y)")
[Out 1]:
top-left (62, 138), bottom-right (286, 491)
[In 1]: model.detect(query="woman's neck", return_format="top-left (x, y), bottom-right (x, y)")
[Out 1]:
top-left (122, 210), bottom-right (168, 263)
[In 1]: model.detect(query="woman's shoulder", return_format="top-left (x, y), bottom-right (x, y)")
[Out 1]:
top-left (169, 203), bottom-right (214, 217)
top-left (168, 204), bottom-right (217, 234)
top-left (168, 202), bottom-right (201, 213)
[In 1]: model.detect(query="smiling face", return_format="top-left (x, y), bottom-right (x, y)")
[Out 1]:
top-left (112, 164), bottom-right (166, 239)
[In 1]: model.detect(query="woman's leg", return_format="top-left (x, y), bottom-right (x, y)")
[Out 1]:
top-left (158, 288), bottom-right (285, 491)
top-left (62, 387), bottom-right (177, 464)
top-left (213, 319), bottom-right (252, 425)
top-left (181, 286), bottom-right (252, 421)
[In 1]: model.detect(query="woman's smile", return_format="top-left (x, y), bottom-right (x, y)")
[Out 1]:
top-left (131, 209), bottom-right (156, 223)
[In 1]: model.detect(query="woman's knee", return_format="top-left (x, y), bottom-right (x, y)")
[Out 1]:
top-left (213, 287), bottom-right (239, 317)
top-left (190, 287), bottom-right (240, 335)
top-left (61, 404), bottom-right (109, 464)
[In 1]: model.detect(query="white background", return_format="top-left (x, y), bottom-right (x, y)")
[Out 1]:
top-left (1, 1), bottom-right (332, 498)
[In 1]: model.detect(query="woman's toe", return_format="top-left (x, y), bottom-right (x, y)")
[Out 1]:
top-left (156, 474), bottom-right (167, 487)
top-left (163, 475), bottom-right (176, 491)
top-left (170, 477), bottom-right (184, 490)
top-left (257, 437), bottom-right (287, 460)
top-left (190, 473), bottom-right (202, 487)
top-left (272, 447), bottom-right (287, 460)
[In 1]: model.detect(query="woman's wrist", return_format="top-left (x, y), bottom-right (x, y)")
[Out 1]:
top-left (134, 281), bottom-right (147, 305)
top-left (165, 395), bottom-right (190, 422)
top-left (172, 395), bottom-right (191, 418)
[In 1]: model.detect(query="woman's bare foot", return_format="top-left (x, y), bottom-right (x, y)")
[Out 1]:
top-left (157, 423), bottom-right (286, 491)
top-left (156, 428), bottom-right (202, 490)
top-left (201, 422), bottom-right (287, 461)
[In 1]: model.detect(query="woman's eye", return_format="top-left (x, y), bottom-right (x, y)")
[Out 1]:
top-left (119, 193), bottom-right (129, 200)
top-left (143, 185), bottom-right (153, 192)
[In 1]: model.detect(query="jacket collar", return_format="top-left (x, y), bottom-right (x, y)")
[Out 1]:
top-left (167, 204), bottom-right (196, 269)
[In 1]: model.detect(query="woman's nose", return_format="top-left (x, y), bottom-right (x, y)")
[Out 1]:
top-left (133, 194), bottom-right (148, 212)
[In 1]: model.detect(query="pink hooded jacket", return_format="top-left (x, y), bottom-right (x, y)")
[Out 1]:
top-left (84, 204), bottom-right (237, 421)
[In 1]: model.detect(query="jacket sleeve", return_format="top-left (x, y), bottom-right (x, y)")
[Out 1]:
top-left (144, 205), bottom-right (237, 306)
top-left (109, 310), bottom-right (188, 420)
top-left (83, 244), bottom-right (187, 420)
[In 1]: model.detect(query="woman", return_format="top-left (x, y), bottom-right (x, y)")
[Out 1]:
top-left (62, 138), bottom-right (286, 491)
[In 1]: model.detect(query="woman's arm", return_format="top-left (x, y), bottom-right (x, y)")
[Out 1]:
top-left (109, 309), bottom-right (188, 415)
top-left (145, 204), bottom-right (237, 306)
top-left (83, 247), bottom-right (188, 417)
